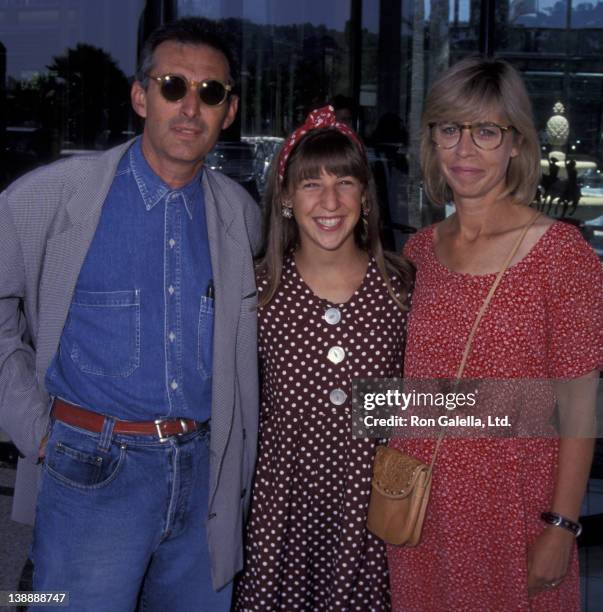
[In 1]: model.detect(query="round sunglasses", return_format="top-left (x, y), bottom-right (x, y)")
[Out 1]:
top-left (147, 74), bottom-right (233, 106)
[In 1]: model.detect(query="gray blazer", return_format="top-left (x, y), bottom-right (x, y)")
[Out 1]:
top-left (0, 140), bottom-right (261, 590)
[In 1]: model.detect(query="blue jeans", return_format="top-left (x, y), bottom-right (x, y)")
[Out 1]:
top-left (31, 417), bottom-right (232, 611)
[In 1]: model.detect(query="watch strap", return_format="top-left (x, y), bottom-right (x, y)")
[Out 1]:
top-left (541, 511), bottom-right (582, 537)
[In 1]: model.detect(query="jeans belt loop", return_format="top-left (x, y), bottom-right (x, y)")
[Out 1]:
top-left (98, 416), bottom-right (116, 452)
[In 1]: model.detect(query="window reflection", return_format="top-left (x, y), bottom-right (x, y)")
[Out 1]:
top-left (0, 0), bottom-right (145, 187)
top-left (510, 0), bottom-right (603, 29)
top-left (0, 0), bottom-right (601, 256)
top-left (510, 0), bottom-right (569, 28)
top-left (496, 1), bottom-right (603, 257)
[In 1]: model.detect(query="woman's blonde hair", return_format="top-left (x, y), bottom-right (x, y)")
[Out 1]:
top-left (421, 56), bottom-right (541, 206)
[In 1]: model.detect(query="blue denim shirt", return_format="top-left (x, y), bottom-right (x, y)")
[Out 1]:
top-left (46, 138), bottom-right (213, 421)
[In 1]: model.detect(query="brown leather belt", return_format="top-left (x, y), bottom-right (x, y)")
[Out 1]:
top-left (52, 399), bottom-right (206, 442)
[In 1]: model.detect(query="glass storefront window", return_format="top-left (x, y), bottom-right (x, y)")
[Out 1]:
top-left (496, 0), bottom-right (603, 257)
top-left (1, 0), bottom-right (601, 252)
top-left (179, 0), bottom-right (353, 137)
top-left (0, 0), bottom-right (145, 188)
top-left (176, 1), bottom-right (483, 242)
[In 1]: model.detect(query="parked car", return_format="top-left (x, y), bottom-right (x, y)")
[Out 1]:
top-left (206, 141), bottom-right (260, 201)
top-left (2, 125), bottom-right (54, 187)
top-left (581, 167), bottom-right (603, 198)
top-left (584, 213), bottom-right (603, 259)
top-left (242, 136), bottom-right (284, 197)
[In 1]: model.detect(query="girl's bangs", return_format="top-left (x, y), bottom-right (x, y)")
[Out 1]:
top-left (284, 130), bottom-right (368, 188)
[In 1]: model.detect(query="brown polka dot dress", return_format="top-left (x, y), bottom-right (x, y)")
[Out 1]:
top-left (235, 256), bottom-right (407, 611)
top-left (388, 221), bottom-right (603, 612)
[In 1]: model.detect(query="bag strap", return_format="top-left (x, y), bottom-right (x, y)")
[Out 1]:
top-left (427, 211), bottom-right (541, 472)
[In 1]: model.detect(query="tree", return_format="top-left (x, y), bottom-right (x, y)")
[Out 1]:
top-left (47, 43), bottom-right (130, 148)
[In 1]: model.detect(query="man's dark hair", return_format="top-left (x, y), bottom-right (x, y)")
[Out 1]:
top-left (136, 17), bottom-right (237, 86)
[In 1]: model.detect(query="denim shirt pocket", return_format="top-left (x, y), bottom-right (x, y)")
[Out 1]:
top-left (67, 289), bottom-right (141, 377)
top-left (197, 295), bottom-right (215, 380)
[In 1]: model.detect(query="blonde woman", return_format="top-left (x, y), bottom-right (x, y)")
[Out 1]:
top-left (388, 58), bottom-right (602, 611)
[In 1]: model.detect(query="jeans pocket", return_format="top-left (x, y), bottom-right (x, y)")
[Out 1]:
top-left (67, 289), bottom-right (141, 377)
top-left (197, 296), bottom-right (215, 380)
top-left (45, 426), bottom-right (127, 490)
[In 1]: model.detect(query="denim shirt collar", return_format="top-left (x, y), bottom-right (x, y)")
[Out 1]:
top-left (128, 137), bottom-right (203, 219)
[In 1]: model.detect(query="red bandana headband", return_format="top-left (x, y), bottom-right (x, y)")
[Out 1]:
top-left (277, 105), bottom-right (364, 182)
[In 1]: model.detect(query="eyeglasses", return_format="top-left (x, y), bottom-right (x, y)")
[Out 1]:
top-left (147, 74), bottom-right (233, 106)
top-left (429, 122), bottom-right (515, 151)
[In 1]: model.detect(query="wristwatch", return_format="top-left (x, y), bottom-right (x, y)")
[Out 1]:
top-left (541, 511), bottom-right (582, 537)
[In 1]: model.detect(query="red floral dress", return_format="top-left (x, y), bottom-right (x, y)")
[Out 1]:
top-left (388, 221), bottom-right (602, 612)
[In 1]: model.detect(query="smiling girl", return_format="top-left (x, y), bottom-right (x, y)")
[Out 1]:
top-left (234, 107), bottom-right (412, 611)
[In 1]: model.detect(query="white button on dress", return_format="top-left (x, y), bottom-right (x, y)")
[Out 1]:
top-left (324, 307), bottom-right (341, 325)
top-left (327, 346), bottom-right (345, 364)
top-left (329, 388), bottom-right (347, 405)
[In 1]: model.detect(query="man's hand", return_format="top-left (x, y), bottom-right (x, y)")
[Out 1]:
top-left (527, 526), bottom-right (574, 597)
top-left (38, 434), bottom-right (48, 460)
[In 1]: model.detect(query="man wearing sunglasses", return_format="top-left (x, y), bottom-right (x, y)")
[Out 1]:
top-left (0, 16), bottom-right (260, 612)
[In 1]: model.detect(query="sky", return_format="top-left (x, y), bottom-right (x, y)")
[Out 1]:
top-left (180, 1), bottom-right (471, 32)
top-left (0, 0), bottom-right (145, 79)
top-left (3, 0), bottom-right (602, 81)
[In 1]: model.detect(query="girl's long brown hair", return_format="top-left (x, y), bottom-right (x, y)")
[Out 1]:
top-left (257, 128), bottom-right (413, 308)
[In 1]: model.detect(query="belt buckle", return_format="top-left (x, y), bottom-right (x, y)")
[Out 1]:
top-left (154, 418), bottom-right (171, 443)
top-left (154, 418), bottom-right (190, 442)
